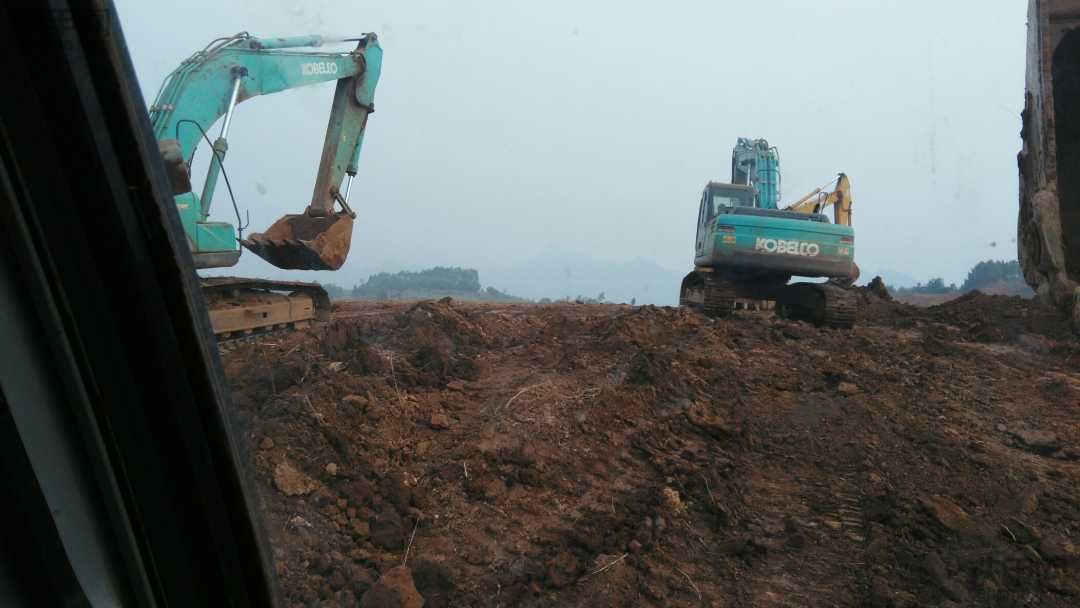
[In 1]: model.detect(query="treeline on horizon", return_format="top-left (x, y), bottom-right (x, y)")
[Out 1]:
top-left (321, 267), bottom-right (522, 302)
top-left (889, 260), bottom-right (1031, 296)
top-left (319, 259), bottom-right (1031, 303)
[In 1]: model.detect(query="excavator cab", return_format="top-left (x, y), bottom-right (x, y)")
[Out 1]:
top-left (707, 183), bottom-right (755, 212)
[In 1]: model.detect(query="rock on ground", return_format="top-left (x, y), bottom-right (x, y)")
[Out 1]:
top-left (272, 462), bottom-right (318, 496)
top-left (359, 566), bottom-right (423, 608)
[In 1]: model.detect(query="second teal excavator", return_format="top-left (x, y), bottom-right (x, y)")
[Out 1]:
top-left (150, 32), bottom-right (382, 339)
top-left (679, 138), bottom-right (860, 328)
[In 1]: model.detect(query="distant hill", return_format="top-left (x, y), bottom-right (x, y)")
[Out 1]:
top-left (887, 259), bottom-right (1033, 305)
top-left (323, 267), bottom-right (523, 302)
top-left (959, 260), bottom-right (1032, 295)
top-left (483, 248), bottom-right (683, 306)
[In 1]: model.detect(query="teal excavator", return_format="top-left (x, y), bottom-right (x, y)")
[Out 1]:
top-left (149, 32), bottom-right (382, 338)
top-left (679, 138), bottom-right (860, 328)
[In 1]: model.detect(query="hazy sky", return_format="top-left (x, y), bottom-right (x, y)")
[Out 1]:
top-left (115, 0), bottom-right (1027, 288)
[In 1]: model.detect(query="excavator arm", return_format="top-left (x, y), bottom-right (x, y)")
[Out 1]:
top-left (150, 32), bottom-right (382, 270)
top-left (784, 173), bottom-right (853, 226)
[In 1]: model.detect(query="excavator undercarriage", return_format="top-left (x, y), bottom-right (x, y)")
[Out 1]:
top-left (680, 269), bottom-right (857, 329)
top-left (201, 277), bottom-right (332, 341)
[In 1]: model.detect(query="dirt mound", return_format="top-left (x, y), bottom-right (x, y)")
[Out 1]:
top-left (852, 276), bottom-right (935, 327)
top-left (924, 290), bottom-right (1073, 342)
top-left (855, 285), bottom-right (1075, 350)
top-left (224, 298), bottom-right (1080, 607)
top-left (865, 276), bottom-right (893, 300)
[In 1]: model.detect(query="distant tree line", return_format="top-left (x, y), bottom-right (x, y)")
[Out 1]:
top-left (321, 267), bottom-right (522, 302)
top-left (535, 292), bottom-right (638, 305)
top-left (892, 277), bottom-right (957, 295)
top-left (321, 282), bottom-right (348, 299)
top-left (354, 267), bottom-right (481, 298)
top-left (890, 260), bottom-right (1027, 295)
top-left (959, 259), bottom-right (1024, 292)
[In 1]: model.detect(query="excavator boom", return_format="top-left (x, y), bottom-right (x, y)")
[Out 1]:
top-left (783, 173), bottom-right (853, 226)
top-left (148, 32), bottom-right (383, 339)
top-left (241, 37), bottom-right (381, 270)
top-left (150, 32), bottom-right (382, 271)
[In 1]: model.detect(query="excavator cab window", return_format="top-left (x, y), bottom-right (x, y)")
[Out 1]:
top-left (710, 188), bottom-right (753, 214)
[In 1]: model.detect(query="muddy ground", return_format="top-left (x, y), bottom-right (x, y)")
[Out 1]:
top-left (221, 289), bottom-right (1080, 607)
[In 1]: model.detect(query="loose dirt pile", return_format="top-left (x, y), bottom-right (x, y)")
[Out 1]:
top-left (222, 293), bottom-right (1079, 607)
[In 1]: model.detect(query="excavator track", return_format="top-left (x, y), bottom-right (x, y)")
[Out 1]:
top-left (682, 271), bottom-right (778, 318)
top-left (682, 270), bottom-right (856, 327)
top-left (776, 282), bottom-right (857, 329)
top-left (679, 270), bottom-right (705, 309)
top-left (820, 285), bottom-right (858, 328)
top-left (200, 277), bottom-right (332, 341)
top-left (703, 275), bottom-right (738, 317)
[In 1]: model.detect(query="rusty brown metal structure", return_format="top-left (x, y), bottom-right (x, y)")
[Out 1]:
top-left (1020, 0), bottom-right (1080, 325)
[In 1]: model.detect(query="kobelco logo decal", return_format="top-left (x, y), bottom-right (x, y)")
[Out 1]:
top-left (301, 62), bottom-right (339, 76)
top-left (755, 238), bottom-right (820, 257)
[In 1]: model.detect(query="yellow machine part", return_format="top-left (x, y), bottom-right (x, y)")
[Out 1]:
top-left (200, 277), bottom-right (332, 340)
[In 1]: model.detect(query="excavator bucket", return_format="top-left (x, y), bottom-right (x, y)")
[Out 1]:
top-left (1020, 0), bottom-right (1080, 327)
top-left (241, 212), bottom-right (354, 271)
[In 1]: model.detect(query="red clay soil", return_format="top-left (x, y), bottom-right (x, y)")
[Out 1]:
top-left (221, 293), bottom-right (1080, 607)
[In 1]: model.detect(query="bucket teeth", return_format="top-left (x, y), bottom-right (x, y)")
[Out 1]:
top-left (241, 212), bottom-right (354, 271)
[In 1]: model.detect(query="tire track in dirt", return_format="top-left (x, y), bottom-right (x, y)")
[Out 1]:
top-left (733, 447), bottom-right (869, 607)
